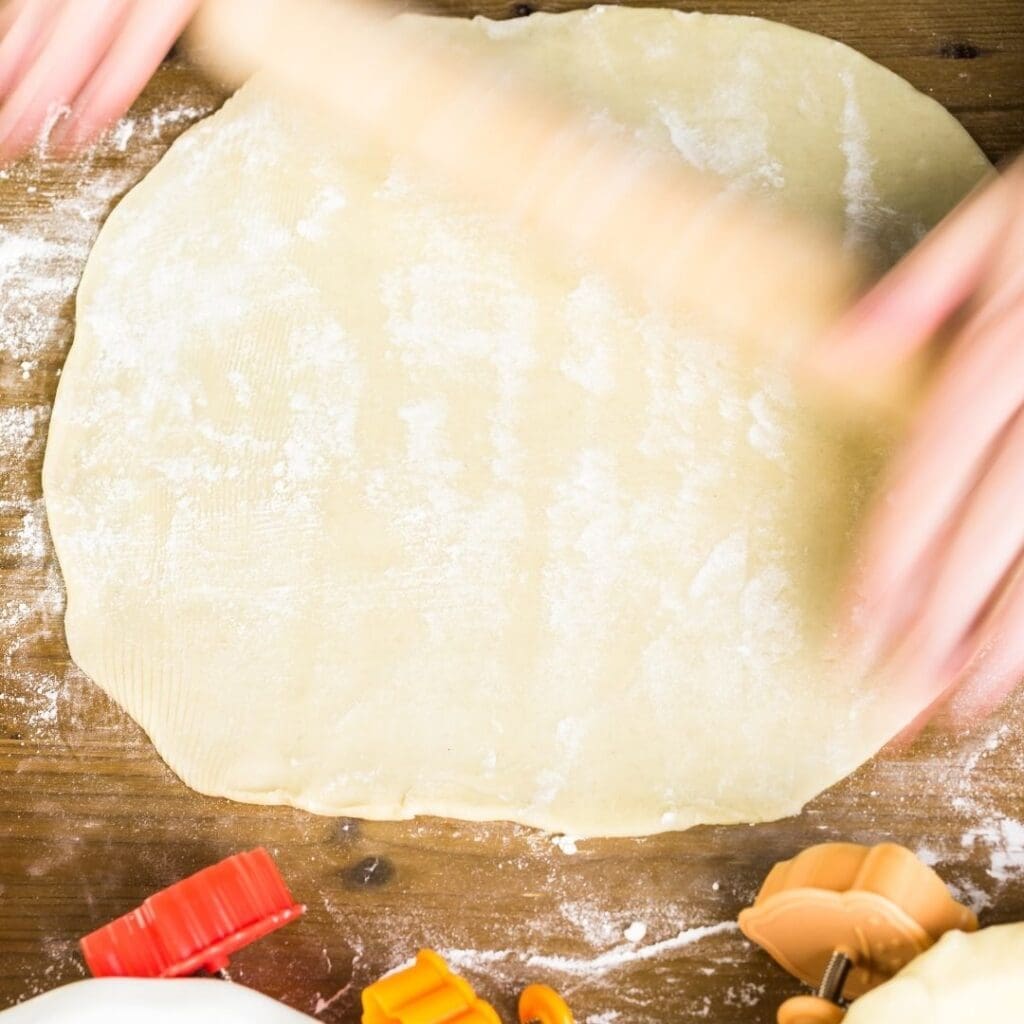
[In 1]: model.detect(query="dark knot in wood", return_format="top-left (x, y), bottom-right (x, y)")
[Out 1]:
top-left (939, 40), bottom-right (981, 59)
top-left (342, 855), bottom-right (396, 889)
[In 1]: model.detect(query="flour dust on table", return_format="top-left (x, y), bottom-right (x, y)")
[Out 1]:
top-left (43, 7), bottom-right (990, 836)
top-left (1, 89), bottom-right (218, 747)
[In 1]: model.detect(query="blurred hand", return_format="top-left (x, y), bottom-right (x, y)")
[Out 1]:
top-left (0, 0), bottom-right (199, 163)
top-left (811, 156), bottom-right (1024, 731)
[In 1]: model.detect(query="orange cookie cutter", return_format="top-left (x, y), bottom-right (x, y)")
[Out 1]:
top-left (362, 949), bottom-right (573, 1024)
top-left (738, 841), bottom-right (977, 1023)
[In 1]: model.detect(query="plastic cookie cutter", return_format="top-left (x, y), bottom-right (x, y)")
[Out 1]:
top-left (362, 949), bottom-right (574, 1024)
top-left (738, 841), bottom-right (977, 1024)
top-left (80, 847), bottom-right (305, 978)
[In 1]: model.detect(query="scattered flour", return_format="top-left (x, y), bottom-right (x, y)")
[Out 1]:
top-left (312, 979), bottom-right (355, 1016)
top-left (835, 63), bottom-right (930, 267)
top-left (551, 834), bottom-right (579, 855)
top-left (838, 68), bottom-right (877, 251)
top-left (426, 922), bottom-right (739, 979)
top-left (1, 87), bottom-right (218, 751)
top-left (560, 901), bottom-right (622, 948)
top-left (962, 817), bottom-right (1024, 887)
top-left (145, 103), bottom-right (214, 136)
top-left (1, 98), bottom-right (218, 380)
top-left (899, 715), bottom-right (1024, 914)
top-left (525, 922), bottom-right (740, 975)
top-left (0, 672), bottom-right (62, 728)
top-left (297, 185), bottom-right (347, 242)
top-left (433, 948), bottom-right (516, 972)
top-left (724, 981), bottom-right (766, 1008)
top-left (110, 119), bottom-right (136, 152)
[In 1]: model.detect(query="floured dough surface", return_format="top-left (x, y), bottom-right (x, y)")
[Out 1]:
top-left (845, 924), bottom-right (1024, 1021)
top-left (43, 8), bottom-right (989, 836)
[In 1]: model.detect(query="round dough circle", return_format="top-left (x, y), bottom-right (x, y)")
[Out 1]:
top-left (44, 8), bottom-right (989, 836)
top-left (845, 924), bottom-right (1024, 1021)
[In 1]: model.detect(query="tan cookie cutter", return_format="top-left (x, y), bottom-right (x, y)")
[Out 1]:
top-left (739, 841), bottom-right (978, 1023)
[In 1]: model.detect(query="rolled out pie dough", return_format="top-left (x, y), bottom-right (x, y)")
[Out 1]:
top-left (43, 7), bottom-right (990, 836)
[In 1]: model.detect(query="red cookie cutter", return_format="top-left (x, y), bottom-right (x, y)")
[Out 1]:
top-left (80, 847), bottom-right (305, 978)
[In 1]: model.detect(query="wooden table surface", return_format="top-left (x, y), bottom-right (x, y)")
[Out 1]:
top-left (2, 2), bottom-right (1023, 1021)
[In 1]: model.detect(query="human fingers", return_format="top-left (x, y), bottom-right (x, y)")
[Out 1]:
top-left (0, 0), bottom-right (131, 162)
top-left (947, 563), bottom-right (1024, 726)
top-left (896, 408), bottom-right (1024, 679)
top-left (965, 165), bottom-right (1024, 329)
top-left (805, 167), bottom-right (1009, 382)
top-left (51, 0), bottom-right (199, 154)
top-left (847, 294), bottom-right (1024, 656)
top-left (0, 0), bottom-right (31, 41)
top-left (0, 0), bottom-right (58, 100)
top-left (884, 682), bottom-right (957, 751)
top-left (842, 537), bottom-right (938, 672)
top-left (867, 406), bottom-right (1024, 730)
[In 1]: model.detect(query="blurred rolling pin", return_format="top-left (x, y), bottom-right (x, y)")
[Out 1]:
top-left (188, 0), bottom-right (909, 410)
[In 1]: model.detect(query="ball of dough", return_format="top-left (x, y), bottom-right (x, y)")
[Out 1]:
top-left (846, 923), bottom-right (1024, 1021)
top-left (0, 979), bottom-right (313, 1023)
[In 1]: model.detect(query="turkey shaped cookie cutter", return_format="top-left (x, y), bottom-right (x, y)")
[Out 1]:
top-left (738, 841), bottom-right (977, 1023)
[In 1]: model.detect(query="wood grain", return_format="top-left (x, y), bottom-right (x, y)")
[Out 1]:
top-left (2, 3), bottom-right (1023, 1022)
